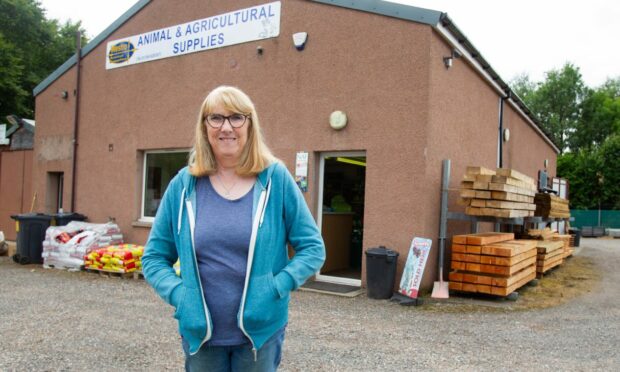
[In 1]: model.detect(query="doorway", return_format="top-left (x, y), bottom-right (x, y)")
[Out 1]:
top-left (316, 151), bottom-right (366, 286)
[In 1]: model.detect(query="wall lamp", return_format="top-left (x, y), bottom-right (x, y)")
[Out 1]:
top-left (443, 49), bottom-right (462, 69)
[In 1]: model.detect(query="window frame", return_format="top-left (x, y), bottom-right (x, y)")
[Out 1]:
top-left (140, 149), bottom-right (190, 223)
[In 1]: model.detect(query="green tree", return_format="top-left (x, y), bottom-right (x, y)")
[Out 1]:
top-left (532, 63), bottom-right (586, 153)
top-left (569, 81), bottom-right (620, 151)
top-left (0, 0), bottom-right (87, 119)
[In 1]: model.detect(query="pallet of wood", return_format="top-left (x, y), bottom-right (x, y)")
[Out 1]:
top-left (553, 234), bottom-right (573, 258)
top-left (534, 193), bottom-right (570, 218)
top-left (449, 233), bottom-right (537, 297)
top-left (535, 240), bottom-right (565, 277)
top-left (460, 166), bottom-right (537, 218)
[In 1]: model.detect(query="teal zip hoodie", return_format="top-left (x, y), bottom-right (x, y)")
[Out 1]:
top-left (142, 162), bottom-right (325, 356)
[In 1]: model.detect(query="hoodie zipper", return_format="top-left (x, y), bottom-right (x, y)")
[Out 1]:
top-left (238, 180), bottom-right (271, 361)
top-left (184, 191), bottom-right (213, 355)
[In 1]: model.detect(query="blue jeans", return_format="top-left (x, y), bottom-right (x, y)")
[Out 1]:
top-left (181, 330), bottom-right (285, 372)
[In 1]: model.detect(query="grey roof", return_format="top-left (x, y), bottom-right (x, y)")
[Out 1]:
top-left (33, 0), bottom-right (558, 151)
top-left (5, 118), bottom-right (35, 137)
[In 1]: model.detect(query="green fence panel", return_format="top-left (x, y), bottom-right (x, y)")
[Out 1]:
top-left (570, 210), bottom-right (620, 228)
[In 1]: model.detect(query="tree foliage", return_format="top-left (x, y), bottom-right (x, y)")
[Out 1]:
top-left (512, 66), bottom-right (620, 209)
top-left (0, 0), bottom-right (87, 120)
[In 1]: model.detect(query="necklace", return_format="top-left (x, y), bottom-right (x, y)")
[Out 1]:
top-left (216, 172), bottom-right (238, 196)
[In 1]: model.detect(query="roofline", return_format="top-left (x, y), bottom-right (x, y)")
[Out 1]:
top-left (33, 0), bottom-right (151, 97)
top-left (308, 0), bottom-right (442, 25)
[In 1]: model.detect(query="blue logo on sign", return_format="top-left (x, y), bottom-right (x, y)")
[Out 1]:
top-left (108, 41), bottom-right (136, 64)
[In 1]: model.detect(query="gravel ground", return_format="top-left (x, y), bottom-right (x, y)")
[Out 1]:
top-left (0, 238), bottom-right (618, 371)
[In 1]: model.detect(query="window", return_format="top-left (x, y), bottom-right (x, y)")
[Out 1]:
top-left (142, 150), bottom-right (189, 220)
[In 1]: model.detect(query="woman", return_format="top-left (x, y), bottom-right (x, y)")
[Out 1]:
top-left (142, 86), bottom-right (325, 371)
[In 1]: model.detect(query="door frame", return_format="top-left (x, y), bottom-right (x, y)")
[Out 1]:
top-left (315, 151), bottom-right (365, 287)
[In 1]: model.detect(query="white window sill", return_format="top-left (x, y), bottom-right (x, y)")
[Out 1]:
top-left (132, 219), bottom-right (153, 228)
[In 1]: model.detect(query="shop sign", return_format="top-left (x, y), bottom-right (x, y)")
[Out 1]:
top-left (295, 151), bottom-right (309, 192)
top-left (105, 1), bottom-right (281, 69)
top-left (398, 237), bottom-right (432, 298)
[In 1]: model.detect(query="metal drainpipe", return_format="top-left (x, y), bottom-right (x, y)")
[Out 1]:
top-left (71, 31), bottom-right (82, 212)
top-left (498, 91), bottom-right (510, 168)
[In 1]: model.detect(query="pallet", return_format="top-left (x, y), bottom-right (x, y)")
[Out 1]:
top-left (84, 268), bottom-right (144, 280)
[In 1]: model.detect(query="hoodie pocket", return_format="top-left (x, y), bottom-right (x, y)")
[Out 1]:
top-left (243, 274), bottom-right (288, 331)
top-left (173, 285), bottom-right (187, 320)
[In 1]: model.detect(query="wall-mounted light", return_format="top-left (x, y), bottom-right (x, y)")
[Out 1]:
top-left (292, 32), bottom-right (308, 51)
top-left (256, 46), bottom-right (263, 55)
top-left (503, 128), bottom-right (510, 142)
top-left (443, 49), bottom-right (462, 69)
top-left (60, 90), bottom-right (69, 99)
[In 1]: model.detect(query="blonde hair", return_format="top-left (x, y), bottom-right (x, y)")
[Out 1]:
top-left (189, 86), bottom-right (277, 176)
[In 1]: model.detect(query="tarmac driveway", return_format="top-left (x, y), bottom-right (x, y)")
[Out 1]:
top-left (0, 238), bottom-right (618, 371)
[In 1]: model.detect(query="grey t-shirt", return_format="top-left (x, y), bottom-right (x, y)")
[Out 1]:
top-left (195, 176), bottom-right (253, 346)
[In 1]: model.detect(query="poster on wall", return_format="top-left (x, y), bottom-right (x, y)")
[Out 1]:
top-left (295, 151), bottom-right (308, 192)
top-left (398, 237), bottom-right (432, 299)
top-left (105, 2), bottom-right (281, 69)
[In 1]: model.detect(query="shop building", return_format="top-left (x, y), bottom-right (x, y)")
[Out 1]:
top-left (32, 0), bottom-right (559, 291)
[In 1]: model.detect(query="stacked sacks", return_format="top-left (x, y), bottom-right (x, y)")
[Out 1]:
top-left (42, 221), bottom-right (123, 270)
top-left (84, 244), bottom-right (144, 273)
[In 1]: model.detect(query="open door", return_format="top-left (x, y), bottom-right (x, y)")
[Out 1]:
top-left (316, 151), bottom-right (365, 286)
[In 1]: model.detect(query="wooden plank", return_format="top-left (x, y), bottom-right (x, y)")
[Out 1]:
top-left (491, 271), bottom-right (537, 296)
top-left (479, 248), bottom-right (537, 266)
top-left (475, 191), bottom-right (492, 199)
top-left (452, 235), bottom-right (467, 244)
top-left (488, 182), bottom-right (536, 197)
top-left (473, 181), bottom-right (489, 190)
top-left (450, 269), bottom-right (536, 296)
top-left (449, 264), bottom-right (536, 287)
top-left (461, 181), bottom-right (474, 189)
top-left (451, 232), bottom-right (514, 245)
top-left (470, 199), bottom-right (487, 207)
top-left (496, 168), bottom-right (535, 185)
top-left (463, 174), bottom-right (476, 182)
top-left (490, 191), bottom-right (534, 203)
top-left (480, 240), bottom-right (538, 257)
top-left (467, 207), bottom-right (531, 218)
top-left (466, 245), bottom-right (481, 254)
top-left (536, 240), bottom-right (564, 253)
top-left (460, 189), bottom-right (476, 198)
top-left (475, 175), bottom-right (494, 183)
top-left (459, 256), bottom-right (537, 276)
top-left (491, 175), bottom-right (537, 191)
top-left (485, 200), bottom-right (536, 211)
top-left (451, 243), bottom-right (467, 253)
top-left (466, 166), bottom-right (495, 176)
top-left (452, 253), bottom-right (481, 263)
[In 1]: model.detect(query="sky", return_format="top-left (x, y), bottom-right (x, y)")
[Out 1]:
top-left (38, 0), bottom-right (619, 88)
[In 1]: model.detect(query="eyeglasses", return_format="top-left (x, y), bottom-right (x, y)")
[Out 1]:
top-left (204, 113), bottom-right (249, 128)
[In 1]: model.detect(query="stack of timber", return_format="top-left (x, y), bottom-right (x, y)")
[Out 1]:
top-left (535, 240), bottom-right (565, 277)
top-left (460, 166), bottom-right (537, 218)
top-left (449, 232), bottom-right (538, 297)
top-left (534, 193), bottom-right (570, 218)
top-left (523, 227), bottom-right (574, 258)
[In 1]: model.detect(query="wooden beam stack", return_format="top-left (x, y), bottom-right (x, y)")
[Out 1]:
top-left (534, 193), bottom-right (570, 218)
top-left (460, 167), bottom-right (537, 218)
top-left (523, 227), bottom-right (574, 259)
top-left (535, 240), bottom-right (565, 277)
top-left (449, 233), bottom-right (538, 297)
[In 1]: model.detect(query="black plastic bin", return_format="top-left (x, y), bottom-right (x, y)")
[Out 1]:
top-left (365, 246), bottom-right (399, 299)
top-left (52, 212), bottom-right (87, 226)
top-left (569, 228), bottom-right (581, 247)
top-left (10, 213), bottom-right (54, 265)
